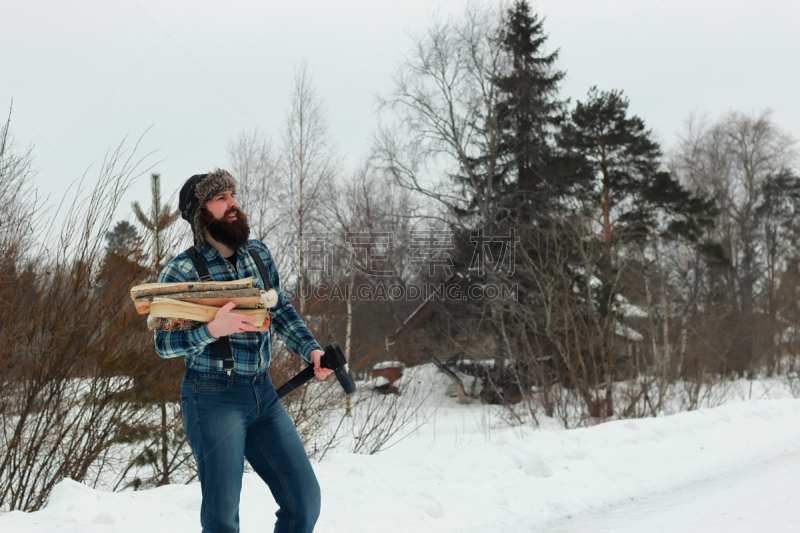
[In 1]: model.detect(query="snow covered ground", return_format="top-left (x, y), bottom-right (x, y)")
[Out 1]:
top-left (2, 368), bottom-right (800, 532)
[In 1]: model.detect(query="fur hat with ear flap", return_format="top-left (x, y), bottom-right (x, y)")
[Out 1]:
top-left (179, 168), bottom-right (238, 248)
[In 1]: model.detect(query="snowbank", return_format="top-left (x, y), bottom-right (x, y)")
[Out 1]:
top-left (3, 368), bottom-right (800, 532)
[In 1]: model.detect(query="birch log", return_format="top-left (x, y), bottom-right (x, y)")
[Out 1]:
top-left (150, 298), bottom-right (267, 326)
top-left (130, 277), bottom-right (254, 300)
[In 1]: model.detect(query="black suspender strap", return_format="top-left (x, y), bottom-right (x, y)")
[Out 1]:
top-left (184, 246), bottom-right (235, 374)
top-left (245, 244), bottom-right (271, 288)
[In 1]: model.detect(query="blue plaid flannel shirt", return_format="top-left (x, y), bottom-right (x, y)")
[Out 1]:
top-left (154, 239), bottom-right (322, 374)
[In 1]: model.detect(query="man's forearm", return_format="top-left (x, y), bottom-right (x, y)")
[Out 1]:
top-left (154, 323), bottom-right (217, 359)
top-left (270, 303), bottom-right (322, 363)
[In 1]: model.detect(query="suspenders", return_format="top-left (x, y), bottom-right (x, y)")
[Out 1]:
top-left (183, 244), bottom-right (273, 375)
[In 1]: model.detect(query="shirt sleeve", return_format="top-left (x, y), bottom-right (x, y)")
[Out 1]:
top-left (259, 243), bottom-right (323, 364)
top-left (153, 259), bottom-right (218, 360)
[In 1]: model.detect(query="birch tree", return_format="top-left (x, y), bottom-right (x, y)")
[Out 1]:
top-left (282, 61), bottom-right (337, 314)
top-left (227, 130), bottom-right (283, 242)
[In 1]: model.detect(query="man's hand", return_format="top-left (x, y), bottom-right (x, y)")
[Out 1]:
top-left (311, 350), bottom-right (333, 380)
top-left (207, 302), bottom-right (259, 338)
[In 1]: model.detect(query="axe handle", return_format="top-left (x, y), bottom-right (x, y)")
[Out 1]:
top-left (275, 365), bottom-right (316, 399)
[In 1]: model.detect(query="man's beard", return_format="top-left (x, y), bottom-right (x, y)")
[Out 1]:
top-left (199, 206), bottom-right (250, 250)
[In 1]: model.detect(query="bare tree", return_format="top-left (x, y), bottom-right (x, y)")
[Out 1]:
top-left (672, 110), bottom-right (797, 375)
top-left (320, 161), bottom-right (415, 412)
top-left (674, 111), bottom-right (796, 312)
top-left (374, 4), bottom-right (509, 230)
top-left (282, 60), bottom-right (338, 314)
top-left (227, 129), bottom-right (283, 242)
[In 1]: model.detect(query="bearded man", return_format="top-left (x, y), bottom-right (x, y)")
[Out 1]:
top-left (154, 169), bottom-right (331, 533)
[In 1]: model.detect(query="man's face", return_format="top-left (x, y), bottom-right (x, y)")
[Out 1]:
top-left (199, 190), bottom-right (250, 250)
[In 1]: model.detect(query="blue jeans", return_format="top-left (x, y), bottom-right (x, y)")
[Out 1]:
top-left (180, 368), bottom-right (321, 533)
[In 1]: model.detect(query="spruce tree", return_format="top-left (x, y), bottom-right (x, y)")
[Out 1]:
top-left (451, 0), bottom-right (572, 228)
top-left (131, 172), bottom-right (181, 277)
top-left (444, 1), bottom-right (587, 404)
top-left (494, 1), bottom-right (563, 195)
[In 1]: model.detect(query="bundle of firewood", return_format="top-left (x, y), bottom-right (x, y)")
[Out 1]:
top-left (130, 276), bottom-right (279, 332)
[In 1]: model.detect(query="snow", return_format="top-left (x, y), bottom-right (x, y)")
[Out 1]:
top-left (3, 369), bottom-right (800, 532)
top-left (779, 324), bottom-right (800, 343)
top-left (540, 451), bottom-right (800, 532)
top-left (372, 361), bottom-right (405, 370)
top-left (454, 358), bottom-right (511, 368)
top-left (615, 322), bottom-right (644, 341)
top-left (616, 293), bottom-right (649, 318)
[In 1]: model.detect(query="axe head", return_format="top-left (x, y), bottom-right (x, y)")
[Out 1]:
top-left (320, 343), bottom-right (357, 395)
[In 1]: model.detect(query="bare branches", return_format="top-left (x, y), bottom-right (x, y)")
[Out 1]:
top-left (0, 102), bottom-right (46, 265)
top-left (374, 5), bottom-right (510, 227)
top-left (281, 61), bottom-right (340, 313)
top-left (227, 130), bottom-right (283, 242)
top-left (0, 120), bottom-right (163, 511)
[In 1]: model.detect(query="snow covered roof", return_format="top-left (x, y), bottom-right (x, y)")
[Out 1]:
top-left (779, 325), bottom-right (800, 344)
top-left (373, 361), bottom-right (405, 370)
top-left (616, 294), bottom-right (649, 318)
top-left (615, 322), bottom-right (644, 342)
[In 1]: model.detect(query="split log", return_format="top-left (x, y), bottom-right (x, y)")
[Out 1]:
top-left (133, 288), bottom-right (270, 314)
top-left (130, 277), bottom-right (254, 300)
top-left (183, 288), bottom-right (277, 309)
top-left (150, 298), bottom-right (267, 326)
top-left (147, 313), bottom-right (272, 332)
top-left (147, 316), bottom-right (203, 331)
top-left (260, 288), bottom-right (279, 309)
top-left (134, 288), bottom-right (279, 314)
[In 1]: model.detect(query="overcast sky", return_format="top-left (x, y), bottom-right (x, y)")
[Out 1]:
top-left (3, 0), bottom-right (800, 249)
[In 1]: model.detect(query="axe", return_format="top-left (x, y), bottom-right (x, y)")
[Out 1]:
top-left (276, 342), bottom-right (357, 399)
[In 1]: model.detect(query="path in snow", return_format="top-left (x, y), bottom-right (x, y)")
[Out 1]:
top-left (538, 450), bottom-right (800, 532)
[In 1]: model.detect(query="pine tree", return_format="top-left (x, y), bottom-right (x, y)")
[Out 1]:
top-left (129, 172), bottom-right (184, 487)
top-left (559, 86), bottom-right (720, 257)
top-left (555, 87), bottom-right (723, 414)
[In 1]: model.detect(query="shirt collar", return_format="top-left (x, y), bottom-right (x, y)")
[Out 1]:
top-left (196, 240), bottom-right (242, 262)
